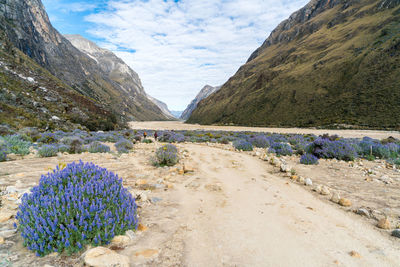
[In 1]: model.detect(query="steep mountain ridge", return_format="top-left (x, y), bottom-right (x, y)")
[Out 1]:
top-left (188, 0), bottom-right (400, 129)
top-left (146, 94), bottom-right (176, 119)
top-left (181, 85), bottom-right (221, 120)
top-left (0, 31), bottom-right (117, 131)
top-left (0, 0), bottom-right (169, 124)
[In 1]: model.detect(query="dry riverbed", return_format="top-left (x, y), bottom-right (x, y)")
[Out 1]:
top-left (1, 128), bottom-right (400, 266)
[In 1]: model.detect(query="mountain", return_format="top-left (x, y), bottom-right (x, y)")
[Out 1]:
top-left (0, 0), bottom-right (169, 130)
top-left (145, 94), bottom-right (176, 120)
top-left (181, 85), bottom-right (221, 120)
top-left (170, 110), bottom-right (183, 119)
top-left (0, 32), bottom-right (117, 131)
top-left (188, 0), bottom-right (400, 130)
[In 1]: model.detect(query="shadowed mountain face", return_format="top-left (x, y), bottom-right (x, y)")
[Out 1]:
top-left (0, 0), bottom-right (169, 125)
top-left (181, 85), bottom-right (221, 120)
top-left (188, 0), bottom-right (400, 130)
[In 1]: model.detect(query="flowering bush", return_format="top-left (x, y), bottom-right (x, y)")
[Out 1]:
top-left (250, 135), bottom-right (270, 148)
top-left (115, 139), bottom-right (134, 153)
top-left (16, 161), bottom-right (138, 256)
top-left (233, 140), bottom-right (253, 151)
top-left (57, 144), bottom-right (69, 153)
top-left (306, 138), bottom-right (357, 161)
top-left (300, 153), bottom-right (319, 165)
top-left (159, 132), bottom-right (185, 143)
top-left (155, 144), bottom-right (179, 166)
top-left (2, 135), bottom-right (31, 155)
top-left (142, 139), bottom-right (153, 144)
top-left (38, 133), bottom-right (59, 144)
top-left (269, 142), bottom-right (293, 156)
top-left (88, 141), bottom-right (110, 153)
top-left (38, 145), bottom-right (58, 157)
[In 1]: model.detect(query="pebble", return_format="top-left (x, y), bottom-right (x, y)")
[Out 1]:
top-left (138, 223), bottom-right (148, 231)
top-left (377, 218), bottom-right (391, 230)
top-left (339, 198), bottom-right (352, 207)
top-left (110, 235), bottom-right (131, 248)
top-left (183, 164), bottom-right (195, 173)
top-left (0, 212), bottom-right (13, 223)
top-left (355, 208), bottom-right (370, 218)
top-left (0, 236), bottom-right (4, 244)
top-left (320, 186), bottom-right (330, 196)
top-left (84, 247), bottom-right (130, 267)
top-left (151, 197), bottom-right (162, 203)
top-left (349, 251), bottom-right (361, 258)
top-left (280, 164), bottom-right (290, 173)
top-left (313, 185), bottom-right (322, 193)
top-left (304, 178), bottom-right (313, 186)
top-left (0, 229), bottom-right (17, 238)
top-left (298, 176), bottom-right (305, 184)
top-left (135, 179), bottom-right (148, 186)
top-left (134, 249), bottom-right (159, 258)
top-left (391, 229), bottom-right (400, 238)
top-left (125, 230), bottom-right (136, 240)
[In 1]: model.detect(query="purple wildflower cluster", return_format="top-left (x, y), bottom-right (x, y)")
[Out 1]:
top-left (115, 138), bottom-right (134, 153)
top-left (159, 132), bottom-right (185, 143)
top-left (306, 137), bottom-right (357, 161)
top-left (88, 141), bottom-right (111, 153)
top-left (268, 142), bottom-right (293, 156)
top-left (16, 161), bottom-right (138, 256)
top-left (250, 135), bottom-right (270, 148)
top-left (233, 140), bottom-right (253, 151)
top-left (155, 144), bottom-right (179, 166)
top-left (300, 153), bottom-right (319, 165)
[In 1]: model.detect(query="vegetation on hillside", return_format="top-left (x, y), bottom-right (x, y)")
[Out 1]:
top-left (188, 0), bottom-right (400, 130)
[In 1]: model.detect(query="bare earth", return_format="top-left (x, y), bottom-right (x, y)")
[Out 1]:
top-left (0, 122), bottom-right (400, 266)
top-left (129, 121), bottom-right (400, 139)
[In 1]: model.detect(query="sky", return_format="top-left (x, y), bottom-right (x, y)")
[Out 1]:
top-left (42, 0), bottom-right (309, 111)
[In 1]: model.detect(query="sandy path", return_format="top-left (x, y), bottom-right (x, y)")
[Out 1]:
top-left (129, 121), bottom-right (400, 139)
top-left (174, 144), bottom-right (400, 266)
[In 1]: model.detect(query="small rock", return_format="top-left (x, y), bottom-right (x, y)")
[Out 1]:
top-left (290, 175), bottom-right (298, 181)
top-left (0, 212), bottom-right (13, 223)
top-left (150, 197), bottom-right (162, 203)
top-left (298, 176), bottom-right (305, 184)
top-left (0, 237), bottom-right (4, 244)
top-left (134, 249), bottom-right (159, 258)
top-left (320, 186), bottom-right (330, 196)
top-left (183, 164), bottom-right (194, 173)
top-left (138, 223), bottom-right (148, 231)
top-left (377, 218), bottom-right (391, 230)
top-left (391, 229), bottom-right (400, 238)
top-left (349, 251), bottom-right (361, 258)
top-left (339, 198), bottom-right (352, 207)
top-left (330, 192), bottom-right (340, 203)
top-left (280, 164), bottom-right (290, 173)
top-left (304, 178), bottom-right (313, 186)
top-left (111, 235), bottom-right (131, 248)
top-left (313, 185), bottom-right (322, 193)
top-left (0, 229), bottom-right (17, 238)
top-left (84, 247), bottom-right (130, 267)
top-left (355, 208), bottom-right (370, 218)
top-left (125, 230), bottom-right (136, 240)
top-left (135, 179), bottom-right (148, 186)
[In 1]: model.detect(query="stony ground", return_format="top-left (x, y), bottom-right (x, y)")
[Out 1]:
top-left (1, 140), bottom-right (400, 266)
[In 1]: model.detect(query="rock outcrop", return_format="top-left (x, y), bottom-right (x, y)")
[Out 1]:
top-left (0, 0), bottom-right (169, 125)
top-left (188, 0), bottom-right (400, 129)
top-left (181, 85), bottom-right (220, 121)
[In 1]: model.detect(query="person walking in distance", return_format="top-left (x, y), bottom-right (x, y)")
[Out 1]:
top-left (143, 131), bottom-right (147, 139)
top-left (154, 131), bottom-right (158, 141)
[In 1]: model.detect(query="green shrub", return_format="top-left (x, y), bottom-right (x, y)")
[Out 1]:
top-left (38, 145), bottom-right (58, 157)
top-left (3, 135), bottom-right (31, 155)
top-left (155, 144), bottom-right (179, 166)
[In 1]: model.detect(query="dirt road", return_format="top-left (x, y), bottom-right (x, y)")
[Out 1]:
top-left (1, 142), bottom-right (399, 266)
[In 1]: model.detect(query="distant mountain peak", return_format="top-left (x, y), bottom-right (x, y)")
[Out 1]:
top-left (180, 85), bottom-right (221, 120)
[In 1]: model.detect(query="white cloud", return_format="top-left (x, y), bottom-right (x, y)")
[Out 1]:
top-left (85, 0), bottom-right (309, 110)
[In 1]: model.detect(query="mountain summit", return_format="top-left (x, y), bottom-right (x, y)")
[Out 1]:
top-left (188, 0), bottom-right (400, 129)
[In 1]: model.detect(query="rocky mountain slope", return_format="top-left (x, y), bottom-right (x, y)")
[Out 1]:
top-left (0, 0), bottom-right (169, 128)
top-left (0, 31), bottom-right (117, 131)
top-left (181, 85), bottom-right (221, 120)
top-left (64, 34), bottom-right (174, 121)
top-left (188, 0), bottom-right (400, 130)
top-left (146, 94), bottom-right (176, 120)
